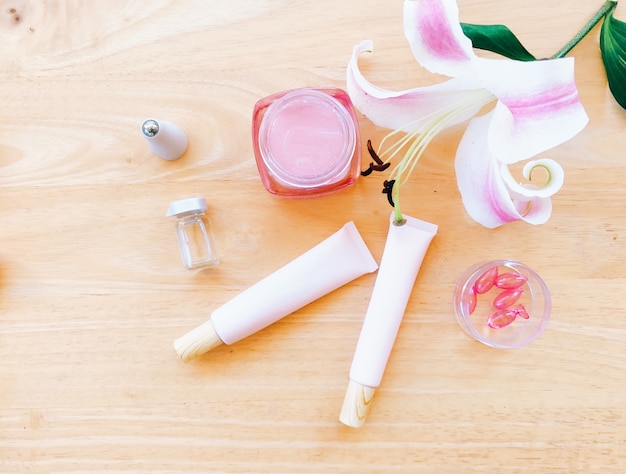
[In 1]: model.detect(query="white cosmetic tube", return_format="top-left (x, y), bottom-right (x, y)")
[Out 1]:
top-left (339, 213), bottom-right (437, 428)
top-left (174, 221), bottom-right (378, 361)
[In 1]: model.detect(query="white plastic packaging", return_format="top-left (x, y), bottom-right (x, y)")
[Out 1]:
top-left (142, 118), bottom-right (188, 161)
top-left (340, 213), bottom-right (437, 427)
top-left (174, 221), bottom-right (378, 361)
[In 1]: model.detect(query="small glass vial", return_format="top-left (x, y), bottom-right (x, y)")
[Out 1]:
top-left (166, 197), bottom-right (219, 270)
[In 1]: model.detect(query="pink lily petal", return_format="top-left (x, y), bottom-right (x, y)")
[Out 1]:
top-left (403, 0), bottom-right (475, 78)
top-left (346, 40), bottom-right (488, 133)
top-left (345, 0), bottom-right (588, 228)
top-left (455, 112), bottom-right (553, 228)
top-left (477, 57), bottom-right (589, 164)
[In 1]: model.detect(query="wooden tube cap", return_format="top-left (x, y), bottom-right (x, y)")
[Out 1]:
top-left (173, 319), bottom-right (224, 362)
top-left (339, 379), bottom-right (376, 428)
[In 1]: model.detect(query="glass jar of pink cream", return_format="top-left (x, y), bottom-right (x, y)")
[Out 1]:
top-left (252, 87), bottom-right (361, 197)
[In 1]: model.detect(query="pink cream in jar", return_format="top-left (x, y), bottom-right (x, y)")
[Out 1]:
top-left (252, 88), bottom-right (361, 197)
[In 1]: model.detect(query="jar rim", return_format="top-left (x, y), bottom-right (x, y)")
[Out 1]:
top-left (258, 89), bottom-right (356, 188)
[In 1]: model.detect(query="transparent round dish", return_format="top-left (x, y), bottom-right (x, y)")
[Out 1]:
top-left (453, 260), bottom-right (551, 348)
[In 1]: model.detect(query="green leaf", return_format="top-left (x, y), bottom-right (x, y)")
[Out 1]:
top-left (461, 23), bottom-right (537, 62)
top-left (600, 10), bottom-right (626, 109)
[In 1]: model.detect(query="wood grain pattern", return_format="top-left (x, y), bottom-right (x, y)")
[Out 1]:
top-left (1, 0), bottom-right (626, 472)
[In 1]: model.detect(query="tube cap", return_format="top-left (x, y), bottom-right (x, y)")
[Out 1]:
top-left (339, 379), bottom-right (376, 428)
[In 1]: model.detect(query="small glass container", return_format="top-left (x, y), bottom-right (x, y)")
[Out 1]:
top-left (453, 260), bottom-right (551, 349)
top-left (166, 197), bottom-right (219, 270)
top-left (252, 87), bottom-right (361, 198)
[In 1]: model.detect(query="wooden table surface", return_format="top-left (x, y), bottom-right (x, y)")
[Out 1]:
top-left (1, 0), bottom-right (625, 472)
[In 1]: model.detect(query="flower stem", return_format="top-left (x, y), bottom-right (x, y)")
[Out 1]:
top-left (393, 203), bottom-right (404, 224)
top-left (551, 0), bottom-right (618, 59)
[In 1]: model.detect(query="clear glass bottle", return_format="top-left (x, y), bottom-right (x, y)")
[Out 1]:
top-left (166, 197), bottom-right (219, 270)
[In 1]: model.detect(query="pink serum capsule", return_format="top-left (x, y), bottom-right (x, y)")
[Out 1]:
top-left (495, 272), bottom-right (528, 290)
top-left (487, 308), bottom-right (519, 329)
top-left (493, 287), bottom-right (525, 310)
top-left (514, 304), bottom-right (530, 319)
top-left (462, 286), bottom-right (477, 314)
top-left (487, 304), bottom-right (530, 329)
top-left (473, 266), bottom-right (498, 294)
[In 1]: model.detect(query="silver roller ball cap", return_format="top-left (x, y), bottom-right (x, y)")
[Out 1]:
top-left (141, 119), bottom-right (160, 137)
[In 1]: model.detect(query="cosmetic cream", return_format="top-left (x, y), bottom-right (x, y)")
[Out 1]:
top-left (174, 221), bottom-right (378, 361)
top-left (340, 214), bottom-right (437, 428)
top-left (252, 87), bottom-right (361, 197)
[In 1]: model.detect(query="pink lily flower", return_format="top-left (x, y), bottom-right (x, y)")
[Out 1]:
top-left (347, 0), bottom-right (589, 228)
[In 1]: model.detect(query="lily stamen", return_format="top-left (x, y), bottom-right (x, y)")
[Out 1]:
top-left (372, 90), bottom-right (495, 222)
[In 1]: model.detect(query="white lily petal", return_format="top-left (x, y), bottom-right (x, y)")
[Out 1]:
top-left (347, 0), bottom-right (586, 228)
top-left (455, 113), bottom-right (553, 228)
top-left (346, 40), bottom-right (487, 133)
top-left (513, 196), bottom-right (553, 226)
top-left (477, 57), bottom-right (589, 164)
top-left (403, 0), bottom-right (475, 78)
top-left (499, 159), bottom-right (564, 199)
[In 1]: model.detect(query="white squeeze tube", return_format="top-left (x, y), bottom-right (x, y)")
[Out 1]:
top-left (174, 221), bottom-right (378, 362)
top-left (339, 213), bottom-right (437, 428)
